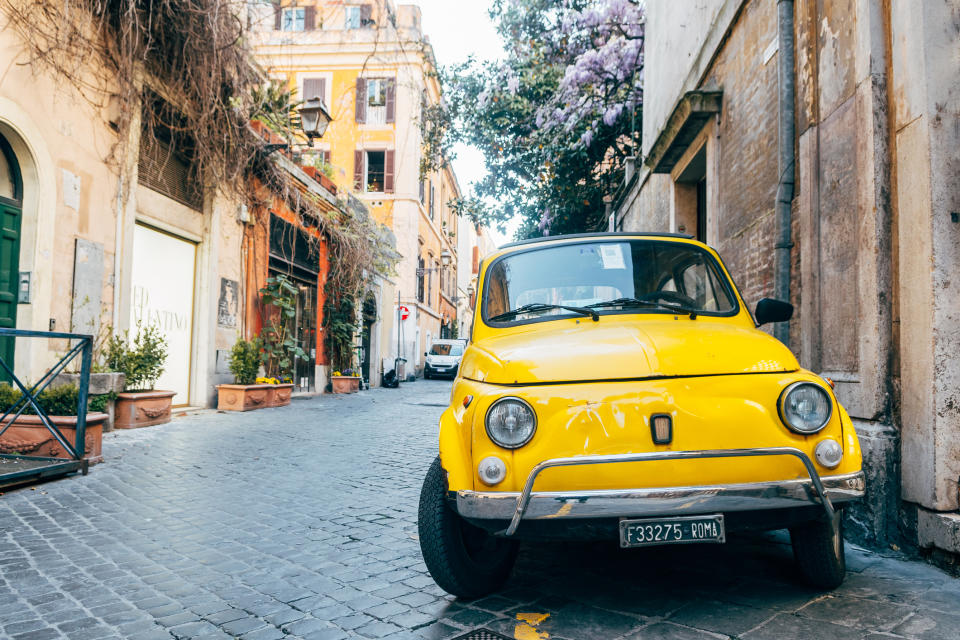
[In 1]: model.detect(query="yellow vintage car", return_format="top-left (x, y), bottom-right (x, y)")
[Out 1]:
top-left (418, 232), bottom-right (865, 597)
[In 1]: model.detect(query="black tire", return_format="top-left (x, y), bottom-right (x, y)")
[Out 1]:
top-left (418, 457), bottom-right (518, 598)
top-left (424, 370), bottom-right (431, 379)
top-left (790, 509), bottom-right (846, 589)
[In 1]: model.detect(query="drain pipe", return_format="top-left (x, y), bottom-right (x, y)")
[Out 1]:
top-left (774, 0), bottom-right (796, 346)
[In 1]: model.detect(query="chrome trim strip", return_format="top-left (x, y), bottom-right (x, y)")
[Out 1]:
top-left (466, 448), bottom-right (850, 536)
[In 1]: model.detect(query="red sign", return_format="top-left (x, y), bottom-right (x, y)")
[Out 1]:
top-left (399, 305), bottom-right (410, 320)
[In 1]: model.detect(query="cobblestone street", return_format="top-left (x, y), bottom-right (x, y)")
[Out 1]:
top-left (0, 380), bottom-right (958, 640)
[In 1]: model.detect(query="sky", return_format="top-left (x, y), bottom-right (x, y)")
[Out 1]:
top-left (407, 0), bottom-right (519, 245)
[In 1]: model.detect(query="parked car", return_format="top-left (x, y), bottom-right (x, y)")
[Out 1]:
top-left (418, 232), bottom-right (865, 597)
top-left (423, 339), bottom-right (465, 379)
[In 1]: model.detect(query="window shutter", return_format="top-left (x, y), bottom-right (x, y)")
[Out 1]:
top-left (274, 2), bottom-right (282, 30)
top-left (354, 150), bottom-right (365, 191)
top-left (384, 150), bottom-right (395, 194)
top-left (321, 150), bottom-right (331, 165)
top-left (304, 5), bottom-right (316, 29)
top-left (385, 79), bottom-right (396, 123)
top-left (302, 78), bottom-right (325, 101)
top-left (418, 179), bottom-right (425, 203)
top-left (355, 77), bottom-right (367, 123)
top-left (360, 4), bottom-right (372, 26)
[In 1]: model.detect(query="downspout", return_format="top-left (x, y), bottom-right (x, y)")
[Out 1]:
top-left (774, 0), bottom-right (796, 346)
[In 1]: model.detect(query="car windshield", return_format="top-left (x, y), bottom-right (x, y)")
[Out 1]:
top-left (483, 240), bottom-right (737, 325)
top-left (430, 344), bottom-right (464, 356)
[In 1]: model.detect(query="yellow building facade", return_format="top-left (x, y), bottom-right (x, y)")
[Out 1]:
top-left (251, 0), bottom-right (463, 377)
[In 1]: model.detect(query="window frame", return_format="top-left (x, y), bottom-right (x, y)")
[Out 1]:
top-left (281, 7), bottom-right (306, 31)
top-left (480, 239), bottom-right (742, 329)
top-left (364, 150), bottom-right (386, 193)
top-left (345, 6), bottom-right (362, 29)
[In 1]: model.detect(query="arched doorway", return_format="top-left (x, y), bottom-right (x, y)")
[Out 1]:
top-left (0, 134), bottom-right (23, 371)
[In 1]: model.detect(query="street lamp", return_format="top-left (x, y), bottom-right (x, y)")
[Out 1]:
top-left (440, 250), bottom-right (452, 267)
top-left (299, 97), bottom-right (332, 145)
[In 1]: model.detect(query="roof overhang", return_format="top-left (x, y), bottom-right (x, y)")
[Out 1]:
top-left (644, 91), bottom-right (722, 174)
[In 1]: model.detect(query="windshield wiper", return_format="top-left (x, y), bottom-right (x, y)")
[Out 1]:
top-left (587, 297), bottom-right (699, 319)
top-left (489, 302), bottom-right (599, 322)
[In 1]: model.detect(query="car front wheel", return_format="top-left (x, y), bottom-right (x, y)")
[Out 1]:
top-left (418, 457), bottom-right (518, 598)
top-left (790, 509), bottom-right (846, 589)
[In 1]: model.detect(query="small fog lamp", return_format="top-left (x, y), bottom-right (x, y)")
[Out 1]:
top-left (651, 414), bottom-right (673, 445)
top-left (478, 456), bottom-right (507, 486)
top-left (815, 439), bottom-right (843, 469)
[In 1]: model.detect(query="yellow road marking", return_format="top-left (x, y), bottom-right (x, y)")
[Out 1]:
top-left (514, 612), bottom-right (550, 639)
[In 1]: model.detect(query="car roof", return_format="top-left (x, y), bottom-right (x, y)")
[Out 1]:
top-left (499, 231), bottom-right (694, 249)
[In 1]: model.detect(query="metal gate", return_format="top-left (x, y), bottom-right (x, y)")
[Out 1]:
top-left (0, 328), bottom-right (92, 486)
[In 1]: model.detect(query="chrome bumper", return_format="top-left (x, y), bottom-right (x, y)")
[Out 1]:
top-left (454, 447), bottom-right (865, 536)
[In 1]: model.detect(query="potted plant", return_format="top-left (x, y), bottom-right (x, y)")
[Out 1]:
top-left (53, 324), bottom-right (126, 431)
top-left (216, 338), bottom-right (281, 411)
top-left (108, 325), bottom-right (175, 429)
top-left (331, 368), bottom-right (362, 394)
top-left (257, 275), bottom-right (301, 405)
top-left (0, 384), bottom-right (108, 464)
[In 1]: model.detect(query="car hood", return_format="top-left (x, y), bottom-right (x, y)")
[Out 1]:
top-left (427, 355), bottom-right (459, 365)
top-left (460, 319), bottom-right (799, 385)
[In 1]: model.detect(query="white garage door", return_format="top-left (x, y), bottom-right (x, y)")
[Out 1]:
top-left (130, 224), bottom-right (196, 405)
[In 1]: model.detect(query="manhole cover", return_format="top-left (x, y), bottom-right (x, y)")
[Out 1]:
top-left (451, 630), bottom-right (513, 640)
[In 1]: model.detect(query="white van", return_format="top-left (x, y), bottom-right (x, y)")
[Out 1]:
top-left (424, 339), bottom-right (466, 379)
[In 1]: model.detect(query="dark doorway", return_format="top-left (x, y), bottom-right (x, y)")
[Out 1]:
top-left (696, 177), bottom-right (707, 242)
top-left (360, 295), bottom-right (376, 384)
top-left (0, 134), bottom-right (23, 376)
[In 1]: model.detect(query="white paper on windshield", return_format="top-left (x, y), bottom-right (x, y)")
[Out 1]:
top-left (599, 244), bottom-right (626, 269)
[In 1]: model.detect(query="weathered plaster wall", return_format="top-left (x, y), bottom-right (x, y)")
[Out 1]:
top-left (894, 0), bottom-right (960, 521)
top-left (0, 20), bottom-right (122, 382)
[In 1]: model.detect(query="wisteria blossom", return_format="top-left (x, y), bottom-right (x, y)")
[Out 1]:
top-left (445, 0), bottom-right (645, 237)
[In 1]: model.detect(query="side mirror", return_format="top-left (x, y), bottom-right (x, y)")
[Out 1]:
top-left (755, 298), bottom-right (794, 325)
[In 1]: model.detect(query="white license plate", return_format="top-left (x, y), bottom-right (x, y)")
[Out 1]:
top-left (619, 514), bottom-right (726, 548)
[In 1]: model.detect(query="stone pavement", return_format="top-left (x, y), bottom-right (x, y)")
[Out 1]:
top-left (0, 379), bottom-right (958, 640)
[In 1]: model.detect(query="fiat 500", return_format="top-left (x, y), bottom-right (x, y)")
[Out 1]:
top-left (418, 232), bottom-right (865, 598)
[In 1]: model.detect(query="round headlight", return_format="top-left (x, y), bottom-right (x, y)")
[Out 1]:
top-left (485, 397), bottom-right (537, 449)
top-left (778, 382), bottom-right (833, 434)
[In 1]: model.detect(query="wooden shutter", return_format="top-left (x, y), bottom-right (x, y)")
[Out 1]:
top-left (385, 79), bottom-right (396, 123)
top-left (304, 5), bottom-right (316, 29)
top-left (355, 77), bottom-right (367, 123)
top-left (354, 150), bottom-right (365, 191)
top-left (321, 150), bottom-right (331, 165)
top-left (303, 78), bottom-right (325, 101)
top-left (274, 2), bottom-right (282, 30)
top-left (360, 3), bottom-right (372, 26)
top-left (384, 150), bottom-right (395, 194)
top-left (418, 179), bottom-right (425, 203)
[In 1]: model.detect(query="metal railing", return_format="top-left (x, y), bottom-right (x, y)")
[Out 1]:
top-left (0, 328), bottom-right (92, 484)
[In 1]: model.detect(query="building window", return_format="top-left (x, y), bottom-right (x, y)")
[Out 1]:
top-left (365, 151), bottom-right (385, 192)
top-left (282, 7), bottom-right (305, 31)
top-left (354, 77), bottom-right (395, 124)
top-left (417, 257), bottom-right (425, 303)
top-left (367, 79), bottom-right (387, 125)
top-left (429, 184), bottom-right (435, 220)
top-left (419, 179), bottom-right (425, 204)
top-left (345, 4), bottom-right (376, 29)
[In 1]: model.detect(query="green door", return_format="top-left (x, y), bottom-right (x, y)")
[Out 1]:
top-left (0, 135), bottom-right (23, 373)
top-left (0, 202), bottom-right (21, 370)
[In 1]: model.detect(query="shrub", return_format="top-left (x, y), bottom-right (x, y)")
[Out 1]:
top-left (0, 384), bottom-right (81, 416)
top-left (229, 338), bottom-right (262, 385)
top-left (106, 324), bottom-right (169, 391)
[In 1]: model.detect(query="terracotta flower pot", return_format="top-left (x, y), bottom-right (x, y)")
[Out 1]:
top-left (331, 376), bottom-right (361, 394)
top-left (114, 391), bottom-right (176, 429)
top-left (270, 383), bottom-right (294, 407)
top-left (217, 384), bottom-right (273, 411)
top-left (0, 413), bottom-right (108, 464)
